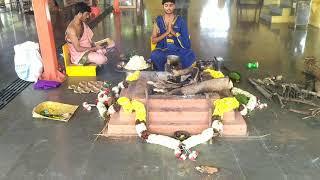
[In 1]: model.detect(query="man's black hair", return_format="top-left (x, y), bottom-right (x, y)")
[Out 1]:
top-left (162, 0), bottom-right (175, 5)
top-left (75, 2), bottom-right (91, 14)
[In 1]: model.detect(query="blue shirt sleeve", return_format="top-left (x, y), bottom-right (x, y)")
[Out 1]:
top-left (176, 17), bottom-right (191, 49)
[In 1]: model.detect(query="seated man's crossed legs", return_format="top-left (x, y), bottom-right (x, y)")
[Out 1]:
top-left (87, 39), bottom-right (116, 65)
top-left (87, 49), bottom-right (108, 65)
top-left (150, 49), bottom-right (196, 71)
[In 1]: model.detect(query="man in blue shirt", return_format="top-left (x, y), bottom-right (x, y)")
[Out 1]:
top-left (150, 0), bottom-right (196, 71)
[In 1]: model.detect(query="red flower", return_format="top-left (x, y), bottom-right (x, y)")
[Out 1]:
top-left (104, 89), bottom-right (111, 95)
top-left (103, 101), bottom-right (109, 106)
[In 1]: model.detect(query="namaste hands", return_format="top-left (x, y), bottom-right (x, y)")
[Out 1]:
top-left (166, 22), bottom-right (177, 37)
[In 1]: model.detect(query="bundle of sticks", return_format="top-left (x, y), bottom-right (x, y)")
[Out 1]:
top-left (304, 56), bottom-right (320, 93)
top-left (147, 67), bottom-right (233, 96)
top-left (248, 75), bottom-right (320, 119)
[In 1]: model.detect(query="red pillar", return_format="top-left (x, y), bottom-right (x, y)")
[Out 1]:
top-left (32, 0), bottom-right (65, 82)
top-left (113, 0), bottom-right (120, 13)
top-left (114, 13), bottom-right (122, 50)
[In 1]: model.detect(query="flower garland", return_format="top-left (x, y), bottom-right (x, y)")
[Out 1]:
top-left (88, 72), bottom-right (259, 161)
top-left (212, 97), bottom-right (240, 118)
top-left (90, 72), bottom-right (239, 161)
top-left (126, 70), bottom-right (141, 82)
top-left (203, 69), bottom-right (225, 78)
top-left (117, 97), bottom-right (225, 161)
top-left (82, 80), bottom-right (128, 118)
top-left (89, 71), bottom-right (141, 118)
top-left (231, 87), bottom-right (267, 116)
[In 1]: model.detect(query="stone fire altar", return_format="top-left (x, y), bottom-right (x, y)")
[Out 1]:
top-left (103, 71), bottom-right (247, 137)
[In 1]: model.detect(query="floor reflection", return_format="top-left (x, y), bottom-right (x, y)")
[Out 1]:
top-left (200, 0), bottom-right (230, 39)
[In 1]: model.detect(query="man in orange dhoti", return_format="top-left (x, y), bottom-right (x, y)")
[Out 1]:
top-left (65, 2), bottom-right (112, 65)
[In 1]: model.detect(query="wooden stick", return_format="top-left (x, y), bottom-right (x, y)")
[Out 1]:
top-left (168, 78), bottom-right (233, 95)
top-left (280, 97), bottom-right (320, 107)
top-left (248, 78), bottom-right (272, 99)
top-left (311, 108), bottom-right (320, 116)
top-left (191, 67), bottom-right (200, 82)
top-left (315, 80), bottom-right (320, 94)
top-left (288, 109), bottom-right (310, 115)
top-left (172, 67), bottom-right (194, 76)
top-left (274, 93), bottom-right (285, 108)
top-left (254, 78), bottom-right (320, 99)
top-left (280, 83), bottom-right (320, 98)
top-left (94, 120), bottom-right (109, 142)
top-left (302, 116), bottom-right (314, 120)
top-left (162, 82), bottom-right (184, 89)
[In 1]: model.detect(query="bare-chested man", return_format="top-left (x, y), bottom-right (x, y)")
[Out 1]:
top-left (65, 2), bottom-right (108, 65)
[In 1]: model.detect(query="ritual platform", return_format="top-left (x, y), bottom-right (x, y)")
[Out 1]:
top-left (104, 72), bottom-right (247, 137)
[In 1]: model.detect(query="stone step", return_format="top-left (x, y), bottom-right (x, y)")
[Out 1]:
top-left (107, 124), bottom-right (137, 136)
top-left (106, 113), bottom-right (137, 136)
top-left (148, 109), bottom-right (210, 124)
top-left (223, 112), bottom-right (247, 136)
top-left (108, 115), bottom-right (136, 125)
top-left (117, 100), bottom-right (211, 123)
top-left (106, 110), bottom-right (247, 137)
top-left (222, 111), bottom-right (236, 122)
top-left (148, 98), bottom-right (210, 110)
top-left (107, 112), bottom-right (209, 136)
top-left (118, 109), bottom-right (136, 122)
top-left (117, 109), bottom-right (210, 124)
top-left (145, 112), bottom-right (246, 136)
top-left (107, 119), bottom-right (247, 137)
top-left (148, 124), bottom-right (209, 136)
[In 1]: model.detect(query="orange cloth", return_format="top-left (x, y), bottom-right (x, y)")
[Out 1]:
top-left (66, 23), bottom-right (93, 64)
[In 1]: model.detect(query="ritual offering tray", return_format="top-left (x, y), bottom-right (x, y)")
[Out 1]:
top-left (32, 101), bottom-right (78, 122)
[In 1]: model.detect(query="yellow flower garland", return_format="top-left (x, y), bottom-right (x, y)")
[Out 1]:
top-left (126, 71), bottom-right (141, 82)
top-left (117, 97), bottom-right (133, 113)
top-left (204, 69), bottom-right (224, 79)
top-left (132, 100), bottom-right (146, 122)
top-left (213, 97), bottom-right (240, 118)
top-left (117, 97), bottom-right (146, 122)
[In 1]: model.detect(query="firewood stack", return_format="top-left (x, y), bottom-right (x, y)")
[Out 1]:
top-left (147, 66), bottom-right (233, 97)
top-left (304, 57), bottom-right (320, 94)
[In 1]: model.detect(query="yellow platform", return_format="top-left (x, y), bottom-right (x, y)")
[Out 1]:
top-left (62, 44), bottom-right (97, 77)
